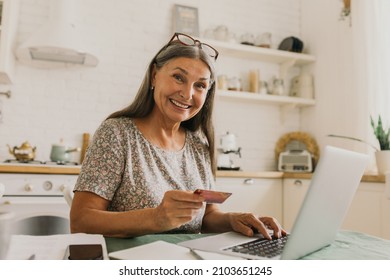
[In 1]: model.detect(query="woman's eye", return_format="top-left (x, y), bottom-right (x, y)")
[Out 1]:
top-left (196, 83), bottom-right (207, 90)
top-left (173, 74), bottom-right (184, 82)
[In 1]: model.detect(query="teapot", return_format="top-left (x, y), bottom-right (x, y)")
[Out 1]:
top-left (7, 141), bottom-right (37, 161)
top-left (50, 143), bottom-right (80, 163)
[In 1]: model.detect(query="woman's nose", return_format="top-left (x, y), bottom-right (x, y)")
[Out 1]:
top-left (180, 84), bottom-right (194, 100)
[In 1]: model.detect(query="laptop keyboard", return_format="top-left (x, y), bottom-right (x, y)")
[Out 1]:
top-left (223, 235), bottom-right (289, 258)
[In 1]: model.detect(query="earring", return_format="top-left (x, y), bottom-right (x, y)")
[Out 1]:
top-left (151, 86), bottom-right (154, 91)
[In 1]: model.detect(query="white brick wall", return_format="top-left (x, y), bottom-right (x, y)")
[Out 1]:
top-left (0, 0), bottom-right (302, 171)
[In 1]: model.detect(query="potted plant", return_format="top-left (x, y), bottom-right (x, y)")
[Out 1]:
top-left (328, 115), bottom-right (390, 174)
top-left (371, 115), bottom-right (390, 150)
top-left (371, 115), bottom-right (390, 174)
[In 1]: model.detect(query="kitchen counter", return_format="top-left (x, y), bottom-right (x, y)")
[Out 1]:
top-left (217, 170), bottom-right (283, 178)
top-left (282, 172), bottom-right (386, 183)
top-left (0, 164), bottom-right (385, 183)
top-left (0, 164), bottom-right (81, 175)
top-left (217, 170), bottom-right (385, 183)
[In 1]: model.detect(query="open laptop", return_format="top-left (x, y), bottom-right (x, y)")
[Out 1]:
top-left (179, 146), bottom-right (369, 259)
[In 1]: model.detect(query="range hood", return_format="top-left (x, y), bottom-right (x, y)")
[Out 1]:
top-left (15, 0), bottom-right (98, 68)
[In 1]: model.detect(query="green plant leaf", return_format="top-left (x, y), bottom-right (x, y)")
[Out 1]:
top-left (371, 115), bottom-right (390, 150)
top-left (327, 134), bottom-right (379, 151)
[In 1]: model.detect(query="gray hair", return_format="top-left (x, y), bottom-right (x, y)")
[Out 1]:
top-left (107, 41), bottom-right (218, 175)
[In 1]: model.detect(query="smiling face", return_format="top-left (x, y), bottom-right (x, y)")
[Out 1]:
top-left (151, 57), bottom-right (212, 126)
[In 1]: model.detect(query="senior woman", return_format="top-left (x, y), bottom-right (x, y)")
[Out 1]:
top-left (70, 33), bottom-right (286, 239)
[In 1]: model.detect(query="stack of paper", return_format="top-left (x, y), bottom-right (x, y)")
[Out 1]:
top-left (6, 233), bottom-right (108, 260)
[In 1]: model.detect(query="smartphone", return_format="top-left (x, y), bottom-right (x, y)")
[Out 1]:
top-left (64, 244), bottom-right (103, 260)
top-left (194, 189), bottom-right (232, 204)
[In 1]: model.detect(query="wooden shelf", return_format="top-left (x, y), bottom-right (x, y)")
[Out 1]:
top-left (217, 90), bottom-right (315, 107)
top-left (199, 37), bottom-right (316, 107)
top-left (203, 38), bottom-right (316, 66)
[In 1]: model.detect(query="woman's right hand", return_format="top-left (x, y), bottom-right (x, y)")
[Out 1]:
top-left (153, 190), bottom-right (205, 231)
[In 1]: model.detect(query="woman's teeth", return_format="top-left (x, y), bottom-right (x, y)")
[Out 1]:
top-left (170, 99), bottom-right (190, 109)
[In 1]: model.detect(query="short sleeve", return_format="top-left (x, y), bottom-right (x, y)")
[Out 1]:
top-left (74, 119), bottom-right (126, 200)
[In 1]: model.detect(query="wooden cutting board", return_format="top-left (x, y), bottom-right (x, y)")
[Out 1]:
top-left (80, 133), bottom-right (90, 163)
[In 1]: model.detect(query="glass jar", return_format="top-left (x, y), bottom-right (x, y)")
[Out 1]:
top-left (227, 77), bottom-right (242, 91)
top-left (255, 32), bottom-right (272, 48)
top-left (272, 78), bottom-right (285, 95)
top-left (217, 75), bottom-right (228, 90)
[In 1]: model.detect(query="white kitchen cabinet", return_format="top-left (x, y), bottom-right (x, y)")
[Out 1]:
top-left (215, 177), bottom-right (282, 222)
top-left (0, 0), bottom-right (20, 84)
top-left (283, 178), bottom-right (390, 239)
top-left (383, 183), bottom-right (390, 239)
top-left (343, 182), bottom-right (389, 239)
top-left (203, 38), bottom-right (316, 107)
top-left (282, 178), bottom-right (310, 231)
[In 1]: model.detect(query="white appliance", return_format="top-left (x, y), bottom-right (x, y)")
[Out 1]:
top-left (15, 0), bottom-right (98, 68)
top-left (278, 150), bottom-right (313, 172)
top-left (0, 163), bottom-right (78, 235)
top-left (217, 132), bottom-right (241, 170)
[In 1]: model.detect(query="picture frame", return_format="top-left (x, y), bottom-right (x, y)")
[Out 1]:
top-left (173, 4), bottom-right (199, 37)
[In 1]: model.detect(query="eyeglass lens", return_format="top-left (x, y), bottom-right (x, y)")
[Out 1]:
top-left (175, 33), bottom-right (218, 59)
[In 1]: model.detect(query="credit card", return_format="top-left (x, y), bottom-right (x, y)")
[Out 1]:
top-left (194, 189), bottom-right (232, 204)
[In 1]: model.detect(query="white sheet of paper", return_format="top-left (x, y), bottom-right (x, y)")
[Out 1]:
top-left (6, 233), bottom-right (108, 260)
top-left (108, 240), bottom-right (243, 260)
top-left (191, 249), bottom-right (244, 260)
top-left (109, 240), bottom-right (196, 260)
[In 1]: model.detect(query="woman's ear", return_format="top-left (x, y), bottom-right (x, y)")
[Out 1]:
top-left (151, 63), bottom-right (157, 88)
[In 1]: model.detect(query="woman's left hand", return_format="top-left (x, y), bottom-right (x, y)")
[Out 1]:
top-left (228, 213), bottom-right (287, 239)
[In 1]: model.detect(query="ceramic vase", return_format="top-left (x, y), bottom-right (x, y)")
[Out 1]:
top-left (375, 150), bottom-right (390, 174)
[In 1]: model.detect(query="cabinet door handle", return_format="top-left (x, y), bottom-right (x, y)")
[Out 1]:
top-left (243, 178), bottom-right (254, 185)
top-left (294, 180), bottom-right (302, 186)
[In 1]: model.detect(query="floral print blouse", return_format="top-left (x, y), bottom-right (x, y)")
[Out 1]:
top-left (74, 117), bottom-right (215, 233)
